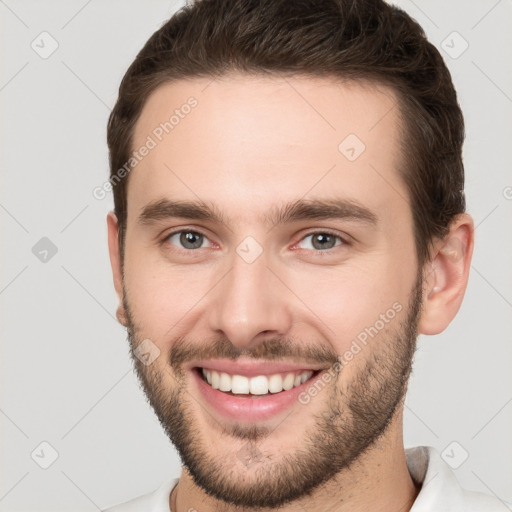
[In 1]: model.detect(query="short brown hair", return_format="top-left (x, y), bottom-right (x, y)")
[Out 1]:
top-left (107, 0), bottom-right (465, 268)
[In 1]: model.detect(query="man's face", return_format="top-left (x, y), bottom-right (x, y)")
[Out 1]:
top-left (117, 75), bottom-right (424, 507)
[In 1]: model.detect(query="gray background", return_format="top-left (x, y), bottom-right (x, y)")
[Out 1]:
top-left (1, 0), bottom-right (511, 510)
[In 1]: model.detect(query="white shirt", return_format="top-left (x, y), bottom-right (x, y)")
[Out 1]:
top-left (102, 446), bottom-right (511, 511)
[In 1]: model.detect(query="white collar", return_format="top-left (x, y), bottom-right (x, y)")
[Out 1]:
top-left (102, 445), bottom-right (510, 511)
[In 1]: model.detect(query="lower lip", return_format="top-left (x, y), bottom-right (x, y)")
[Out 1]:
top-left (192, 369), bottom-right (321, 423)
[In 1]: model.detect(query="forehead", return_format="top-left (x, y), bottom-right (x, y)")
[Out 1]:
top-left (129, 74), bottom-right (407, 224)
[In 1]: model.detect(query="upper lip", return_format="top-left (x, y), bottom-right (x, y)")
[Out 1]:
top-left (188, 358), bottom-right (328, 377)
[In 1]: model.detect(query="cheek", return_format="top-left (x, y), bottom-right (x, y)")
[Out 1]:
top-left (123, 247), bottom-right (214, 339)
top-left (285, 258), bottom-right (410, 351)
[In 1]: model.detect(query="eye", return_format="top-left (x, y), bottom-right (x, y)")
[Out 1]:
top-left (297, 231), bottom-right (345, 251)
top-left (165, 230), bottom-right (211, 250)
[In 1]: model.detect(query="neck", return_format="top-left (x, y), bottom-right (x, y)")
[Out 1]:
top-left (171, 412), bottom-right (420, 512)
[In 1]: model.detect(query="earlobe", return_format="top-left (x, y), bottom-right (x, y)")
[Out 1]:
top-left (418, 214), bottom-right (474, 335)
top-left (107, 211), bottom-right (128, 327)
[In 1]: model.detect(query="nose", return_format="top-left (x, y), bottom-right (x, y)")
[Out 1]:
top-left (206, 248), bottom-right (293, 350)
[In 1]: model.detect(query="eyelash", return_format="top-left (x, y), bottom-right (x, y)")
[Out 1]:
top-left (294, 229), bottom-right (349, 253)
top-left (160, 228), bottom-right (350, 254)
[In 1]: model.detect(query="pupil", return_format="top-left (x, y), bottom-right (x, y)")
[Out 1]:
top-left (181, 231), bottom-right (202, 249)
top-left (313, 233), bottom-right (334, 250)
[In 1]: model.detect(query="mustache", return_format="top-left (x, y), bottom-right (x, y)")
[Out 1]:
top-left (168, 336), bottom-right (339, 372)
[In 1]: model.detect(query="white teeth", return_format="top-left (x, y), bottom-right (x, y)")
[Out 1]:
top-left (282, 373), bottom-right (295, 391)
top-left (268, 374), bottom-right (283, 393)
top-left (249, 375), bottom-right (269, 395)
top-left (211, 370), bottom-right (220, 390)
top-left (219, 372), bottom-right (231, 392)
top-left (231, 375), bottom-right (250, 394)
top-left (201, 369), bottom-right (314, 395)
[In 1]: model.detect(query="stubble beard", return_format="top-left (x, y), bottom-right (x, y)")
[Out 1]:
top-left (123, 272), bottom-right (423, 508)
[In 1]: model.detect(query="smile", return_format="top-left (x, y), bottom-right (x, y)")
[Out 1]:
top-left (190, 360), bottom-right (326, 422)
top-left (200, 368), bottom-right (316, 395)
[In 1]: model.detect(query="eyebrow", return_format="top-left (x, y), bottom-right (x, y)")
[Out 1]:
top-left (138, 199), bottom-right (227, 226)
top-left (138, 197), bottom-right (378, 228)
top-left (265, 198), bottom-right (378, 227)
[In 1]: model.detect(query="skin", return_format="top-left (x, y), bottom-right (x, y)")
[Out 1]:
top-left (107, 74), bottom-right (474, 512)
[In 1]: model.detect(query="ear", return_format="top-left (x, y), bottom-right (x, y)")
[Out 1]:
top-left (107, 211), bottom-right (128, 327)
top-left (418, 213), bottom-right (475, 335)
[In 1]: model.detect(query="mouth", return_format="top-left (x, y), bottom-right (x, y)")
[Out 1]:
top-left (196, 367), bottom-right (318, 396)
top-left (189, 361), bottom-right (327, 423)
